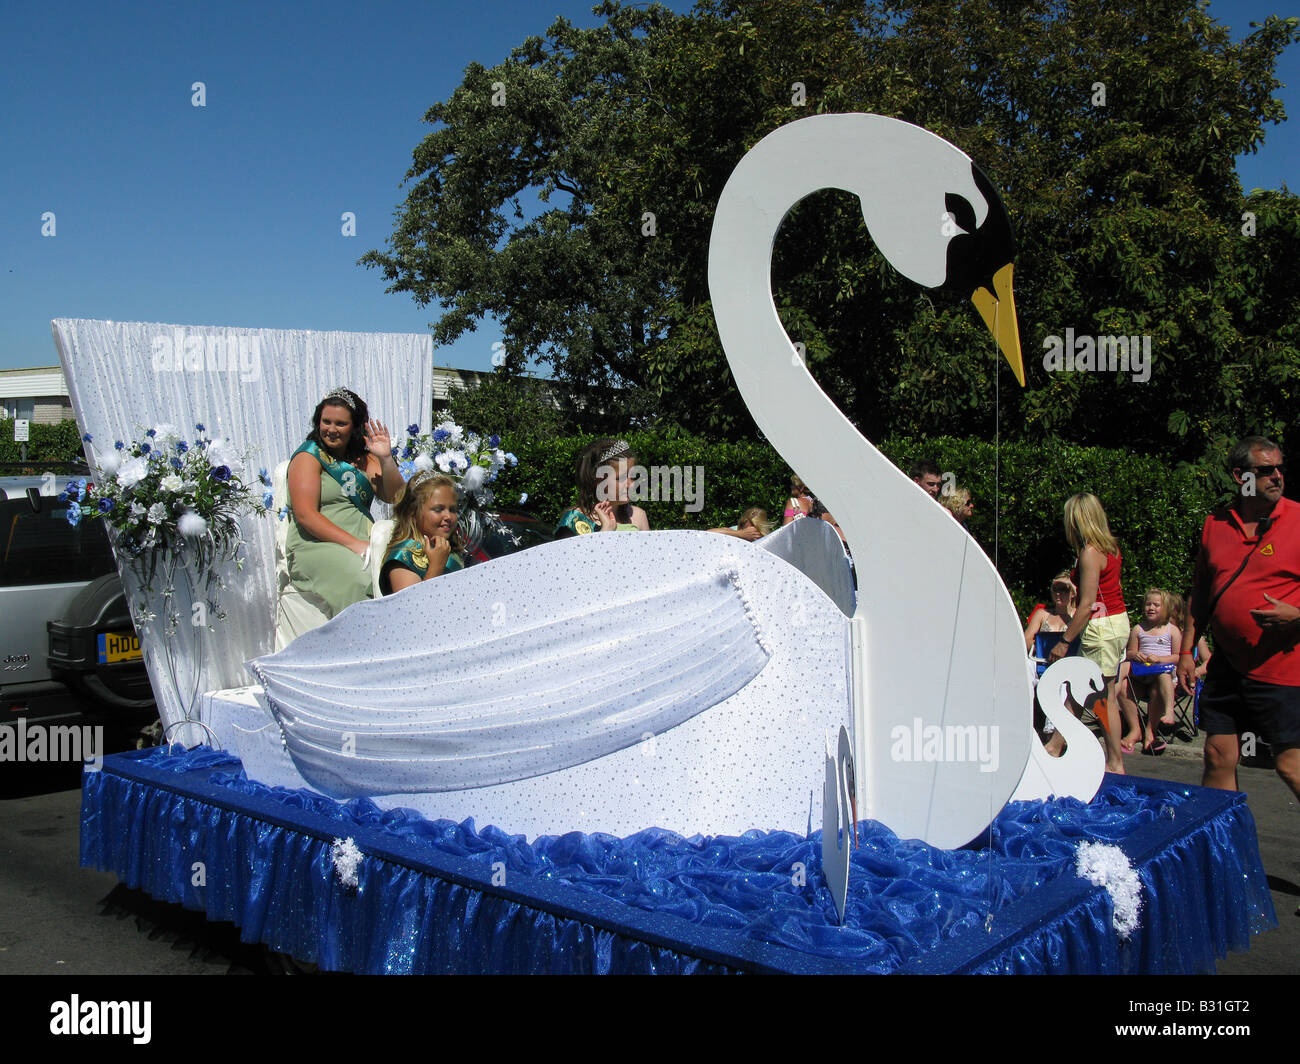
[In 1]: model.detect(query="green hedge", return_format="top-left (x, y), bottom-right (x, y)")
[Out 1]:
top-left (15, 413), bottom-right (1220, 622)
top-left (491, 431), bottom-right (1222, 621)
top-left (0, 418), bottom-right (85, 468)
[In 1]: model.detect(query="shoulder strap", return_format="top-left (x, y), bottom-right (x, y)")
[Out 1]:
top-left (1205, 512), bottom-right (1274, 625)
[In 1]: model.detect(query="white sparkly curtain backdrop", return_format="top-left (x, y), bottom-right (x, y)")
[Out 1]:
top-left (51, 319), bottom-right (432, 732)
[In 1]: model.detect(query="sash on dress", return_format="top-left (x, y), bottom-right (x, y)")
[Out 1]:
top-left (555, 507), bottom-right (638, 536)
top-left (292, 440), bottom-right (374, 520)
top-left (382, 537), bottom-right (464, 593)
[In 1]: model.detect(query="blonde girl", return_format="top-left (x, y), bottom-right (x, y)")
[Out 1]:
top-left (1048, 493), bottom-right (1130, 773)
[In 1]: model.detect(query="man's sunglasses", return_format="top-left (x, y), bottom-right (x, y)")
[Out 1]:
top-left (1242, 464), bottom-right (1286, 478)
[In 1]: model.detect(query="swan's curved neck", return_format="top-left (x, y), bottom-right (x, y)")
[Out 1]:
top-left (709, 142), bottom-right (891, 598)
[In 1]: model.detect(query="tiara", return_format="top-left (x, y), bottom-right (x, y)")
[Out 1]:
top-left (323, 387), bottom-right (357, 411)
top-left (599, 439), bottom-right (631, 463)
top-left (407, 469), bottom-right (460, 492)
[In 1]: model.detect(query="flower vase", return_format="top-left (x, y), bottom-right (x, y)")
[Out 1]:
top-left (131, 549), bottom-right (215, 749)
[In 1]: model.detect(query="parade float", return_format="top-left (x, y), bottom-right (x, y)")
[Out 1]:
top-left (67, 115), bottom-right (1273, 973)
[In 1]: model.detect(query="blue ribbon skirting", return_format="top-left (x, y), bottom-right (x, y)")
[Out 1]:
top-left (81, 747), bottom-right (1276, 974)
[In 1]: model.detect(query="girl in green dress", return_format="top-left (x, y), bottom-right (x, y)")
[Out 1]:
top-left (286, 388), bottom-right (404, 617)
top-left (380, 472), bottom-right (465, 594)
top-left (554, 437), bottom-right (650, 537)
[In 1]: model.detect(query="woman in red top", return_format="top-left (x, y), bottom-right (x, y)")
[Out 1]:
top-left (1048, 492), bottom-right (1132, 772)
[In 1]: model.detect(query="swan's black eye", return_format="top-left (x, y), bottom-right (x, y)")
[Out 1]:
top-left (944, 193), bottom-right (977, 235)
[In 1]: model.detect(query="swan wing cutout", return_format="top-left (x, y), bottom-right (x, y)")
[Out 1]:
top-left (821, 724), bottom-right (855, 924)
top-left (1010, 657), bottom-right (1106, 802)
top-left (249, 540), bottom-right (772, 798)
top-left (758, 516), bottom-right (856, 617)
top-left (710, 114), bottom-right (1033, 849)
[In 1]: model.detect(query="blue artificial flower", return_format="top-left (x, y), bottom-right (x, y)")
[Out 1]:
top-left (402, 444), bottom-right (415, 459)
top-left (140, 442), bottom-right (152, 454)
top-left (82, 433), bottom-right (93, 443)
top-left (194, 423), bottom-right (206, 434)
top-left (505, 452), bottom-right (518, 467)
top-left (432, 428), bottom-right (450, 443)
top-left (277, 507), bottom-right (288, 521)
top-left (171, 457), bottom-right (183, 470)
top-left (257, 467), bottom-right (269, 485)
top-left (398, 459), bottom-right (415, 480)
top-left (75, 478), bottom-right (88, 500)
top-left (114, 440), bottom-right (125, 450)
top-left (145, 428), bottom-right (156, 438)
top-left (488, 434), bottom-right (500, 448)
top-left (211, 465), bottom-right (231, 482)
top-left (407, 424), bottom-right (420, 436)
top-left (175, 440), bottom-right (189, 453)
top-left (262, 490), bottom-right (274, 509)
top-left (57, 491), bottom-right (68, 502)
top-left (98, 497), bottom-right (115, 513)
top-left (66, 500), bottom-right (82, 525)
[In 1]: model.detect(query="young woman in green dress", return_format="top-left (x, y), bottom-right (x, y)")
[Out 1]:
top-left (380, 472), bottom-right (465, 594)
top-left (285, 388), bottom-right (404, 617)
top-left (553, 438), bottom-right (650, 537)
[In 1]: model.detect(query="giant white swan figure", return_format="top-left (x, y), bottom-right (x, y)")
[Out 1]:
top-left (232, 114), bottom-right (1101, 849)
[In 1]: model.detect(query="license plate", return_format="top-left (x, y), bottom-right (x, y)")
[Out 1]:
top-left (98, 631), bottom-right (142, 664)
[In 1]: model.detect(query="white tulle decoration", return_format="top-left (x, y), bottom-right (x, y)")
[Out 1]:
top-left (331, 837), bottom-right (362, 889)
top-left (96, 449), bottom-right (122, 477)
top-left (462, 465), bottom-right (487, 493)
top-left (1076, 841), bottom-right (1142, 939)
top-left (177, 511), bottom-right (208, 537)
top-left (412, 453), bottom-right (434, 473)
top-left (206, 437), bottom-right (237, 467)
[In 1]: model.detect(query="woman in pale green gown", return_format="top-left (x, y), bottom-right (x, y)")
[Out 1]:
top-left (285, 388), bottom-right (404, 618)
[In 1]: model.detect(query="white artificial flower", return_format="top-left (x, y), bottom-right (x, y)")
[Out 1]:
top-left (435, 420), bottom-right (463, 446)
top-left (412, 453), bottom-right (434, 473)
top-left (152, 423), bottom-right (179, 444)
top-left (178, 511), bottom-right (208, 537)
top-left (160, 473), bottom-right (184, 493)
top-left (448, 450), bottom-right (468, 473)
top-left (129, 502), bottom-right (146, 519)
top-left (115, 457), bottom-right (149, 489)
top-left (434, 452), bottom-right (452, 473)
top-left (96, 449), bottom-right (122, 477)
top-left (147, 502), bottom-right (168, 525)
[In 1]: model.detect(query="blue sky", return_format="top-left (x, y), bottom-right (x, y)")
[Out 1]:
top-left (1, 0), bottom-right (1295, 375)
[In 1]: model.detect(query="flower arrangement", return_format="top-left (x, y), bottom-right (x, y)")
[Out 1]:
top-left (67, 423), bottom-right (268, 626)
top-left (392, 420), bottom-right (517, 507)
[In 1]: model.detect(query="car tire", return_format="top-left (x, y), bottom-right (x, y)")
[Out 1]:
top-left (53, 574), bottom-right (156, 711)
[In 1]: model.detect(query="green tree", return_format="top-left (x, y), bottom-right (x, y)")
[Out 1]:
top-left (363, 0), bottom-right (1299, 457)
top-left (442, 372), bottom-right (565, 441)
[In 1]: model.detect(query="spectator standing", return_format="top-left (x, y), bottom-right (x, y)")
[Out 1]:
top-left (910, 458), bottom-right (944, 499)
top-left (1049, 492), bottom-right (1129, 773)
top-left (1178, 437), bottom-right (1300, 804)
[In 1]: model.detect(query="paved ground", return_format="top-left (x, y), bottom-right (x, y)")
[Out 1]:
top-left (0, 733), bottom-right (1293, 975)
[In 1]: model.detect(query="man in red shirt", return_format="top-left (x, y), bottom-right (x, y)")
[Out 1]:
top-left (1179, 437), bottom-right (1300, 803)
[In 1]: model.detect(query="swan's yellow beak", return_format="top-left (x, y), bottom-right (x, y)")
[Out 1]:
top-left (970, 263), bottom-right (1025, 386)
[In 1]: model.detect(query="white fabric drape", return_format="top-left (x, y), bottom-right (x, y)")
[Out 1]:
top-left (248, 561), bottom-right (770, 797)
top-left (51, 319), bottom-right (432, 731)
